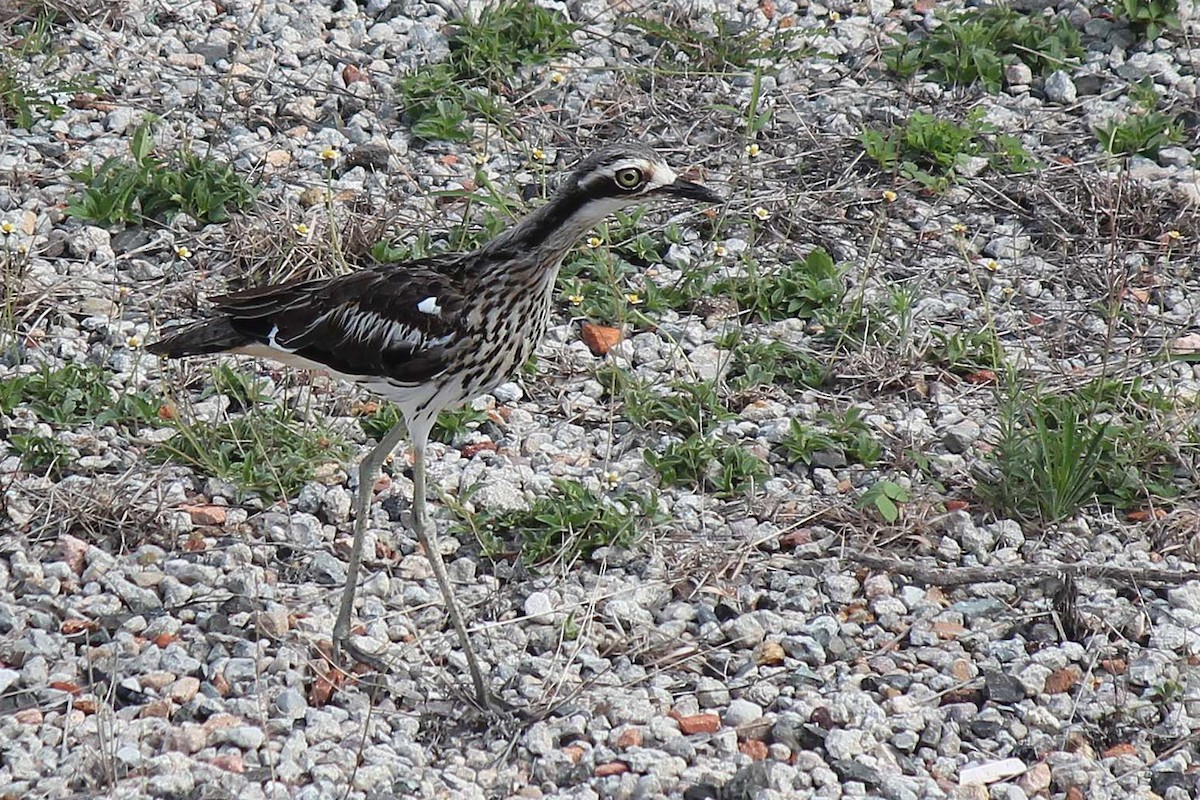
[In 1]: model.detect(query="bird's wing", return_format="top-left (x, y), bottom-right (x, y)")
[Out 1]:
top-left (214, 258), bottom-right (470, 385)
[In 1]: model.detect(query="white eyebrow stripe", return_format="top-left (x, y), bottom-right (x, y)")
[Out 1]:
top-left (650, 164), bottom-right (677, 188)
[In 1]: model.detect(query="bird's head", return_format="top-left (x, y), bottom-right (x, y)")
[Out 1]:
top-left (564, 143), bottom-right (723, 207)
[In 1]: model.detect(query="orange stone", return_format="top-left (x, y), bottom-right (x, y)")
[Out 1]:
top-left (677, 713), bottom-right (720, 735)
top-left (183, 504), bottom-right (227, 526)
top-left (581, 322), bottom-right (621, 356)
top-left (1102, 743), bottom-right (1138, 759)
top-left (1045, 666), bottom-right (1082, 695)
top-left (615, 728), bottom-right (643, 749)
top-left (739, 740), bottom-right (768, 760)
top-left (562, 745), bottom-right (585, 763)
top-left (594, 762), bottom-right (628, 777)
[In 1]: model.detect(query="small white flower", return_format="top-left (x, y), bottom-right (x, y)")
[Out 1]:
top-left (753, 206), bottom-right (770, 221)
top-left (174, 245), bottom-right (192, 259)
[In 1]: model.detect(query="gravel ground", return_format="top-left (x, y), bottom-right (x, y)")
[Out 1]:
top-left (2, 0), bottom-right (1200, 798)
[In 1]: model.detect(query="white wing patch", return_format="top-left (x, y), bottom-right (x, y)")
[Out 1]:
top-left (417, 296), bottom-right (442, 315)
top-left (267, 324), bottom-right (297, 353)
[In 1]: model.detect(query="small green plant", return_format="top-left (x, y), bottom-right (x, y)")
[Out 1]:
top-left (863, 109), bottom-right (1037, 191)
top-left (154, 402), bottom-right (351, 501)
top-left (926, 328), bottom-right (1007, 375)
top-left (0, 363), bottom-right (162, 429)
top-left (0, 12), bottom-right (97, 129)
top-left (644, 436), bottom-right (767, 497)
top-left (885, 5), bottom-right (1082, 91)
top-left (781, 407), bottom-right (882, 468)
top-left (627, 13), bottom-right (806, 73)
top-left (358, 400), bottom-right (487, 445)
top-left (597, 366), bottom-right (731, 435)
top-left (68, 121), bottom-right (255, 226)
top-left (715, 247), bottom-right (846, 324)
top-left (859, 479), bottom-right (911, 523)
top-left (9, 432), bottom-right (72, 479)
top-left (1, 232), bottom-right (32, 357)
top-left (397, 0), bottom-right (578, 140)
top-left (977, 377), bottom-right (1184, 521)
top-left (454, 478), bottom-right (661, 565)
top-left (1094, 106), bottom-right (1183, 159)
top-left (720, 336), bottom-right (829, 392)
top-left (1116, 0), bottom-right (1181, 40)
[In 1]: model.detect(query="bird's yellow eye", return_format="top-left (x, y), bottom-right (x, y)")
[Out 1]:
top-left (614, 167), bottom-right (643, 190)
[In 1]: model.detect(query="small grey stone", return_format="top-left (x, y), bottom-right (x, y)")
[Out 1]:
top-left (1004, 63), bottom-right (1033, 86)
top-left (523, 590), bottom-right (555, 624)
top-left (214, 725), bottom-right (265, 750)
top-left (722, 614), bottom-right (766, 648)
top-left (984, 669), bottom-right (1026, 703)
top-left (275, 688), bottom-right (307, 719)
top-left (942, 419), bottom-right (980, 453)
top-left (1157, 147), bottom-right (1194, 168)
top-left (1043, 70), bottom-right (1076, 104)
top-left (824, 728), bottom-right (873, 759)
top-left (474, 478), bottom-right (526, 512)
top-left (724, 698), bottom-right (763, 727)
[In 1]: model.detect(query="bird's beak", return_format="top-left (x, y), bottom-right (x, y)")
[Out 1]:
top-left (663, 177), bottom-right (723, 204)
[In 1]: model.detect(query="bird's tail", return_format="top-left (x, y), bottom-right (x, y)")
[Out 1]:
top-left (146, 317), bottom-right (247, 358)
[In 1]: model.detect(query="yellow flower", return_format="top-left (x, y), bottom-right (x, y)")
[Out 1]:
top-left (548, 71), bottom-right (565, 85)
top-left (174, 245), bottom-right (192, 259)
top-left (753, 206), bottom-right (770, 221)
top-left (1167, 230), bottom-right (1181, 240)
top-left (0, 221), bottom-right (14, 235)
top-left (567, 294), bottom-right (584, 306)
top-left (15, 242), bottom-right (28, 255)
top-left (713, 243), bottom-right (728, 257)
top-left (293, 223), bottom-right (311, 236)
top-left (985, 259), bottom-right (999, 272)
top-left (1002, 286), bottom-right (1016, 297)
top-left (829, 11), bottom-right (840, 22)
top-left (882, 190), bottom-right (897, 203)
top-left (320, 147), bottom-right (338, 162)
top-left (602, 469), bottom-right (621, 487)
top-left (745, 142), bottom-right (761, 157)
top-left (531, 148), bottom-right (546, 161)
top-left (586, 235), bottom-right (602, 248)
top-left (625, 293), bottom-right (643, 305)
top-left (473, 153), bottom-right (488, 166)
top-left (126, 335), bottom-right (142, 348)
top-left (951, 222), bottom-right (967, 233)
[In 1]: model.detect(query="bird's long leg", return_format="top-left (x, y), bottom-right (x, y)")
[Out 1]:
top-left (333, 421), bottom-right (410, 662)
top-left (407, 418), bottom-right (493, 709)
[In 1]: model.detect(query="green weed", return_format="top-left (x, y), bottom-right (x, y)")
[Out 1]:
top-left (68, 121), bottom-right (255, 226)
top-left (863, 109), bottom-right (1038, 191)
top-left (597, 365), bottom-right (731, 435)
top-left (1116, 0), bottom-right (1181, 40)
top-left (645, 435), bottom-right (766, 497)
top-left (0, 363), bottom-right (162, 429)
top-left (154, 402), bottom-right (351, 501)
top-left (397, 0), bottom-right (578, 141)
top-left (859, 479), bottom-right (911, 523)
top-left (884, 5), bottom-right (1082, 91)
top-left (975, 377), bottom-right (1181, 521)
top-left (0, 11), bottom-right (97, 129)
top-left (454, 478), bottom-right (661, 565)
top-left (627, 13), bottom-right (806, 73)
top-left (714, 247), bottom-right (846, 324)
top-left (358, 400), bottom-right (487, 445)
top-left (719, 335), bottom-right (829, 392)
top-left (781, 407), bottom-right (882, 468)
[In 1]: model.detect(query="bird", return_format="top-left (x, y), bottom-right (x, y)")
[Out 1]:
top-left (147, 143), bottom-right (723, 709)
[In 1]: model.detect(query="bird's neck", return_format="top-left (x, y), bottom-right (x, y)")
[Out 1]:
top-left (479, 187), bottom-right (626, 273)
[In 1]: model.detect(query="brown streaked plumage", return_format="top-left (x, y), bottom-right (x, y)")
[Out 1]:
top-left (149, 143), bottom-right (722, 710)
